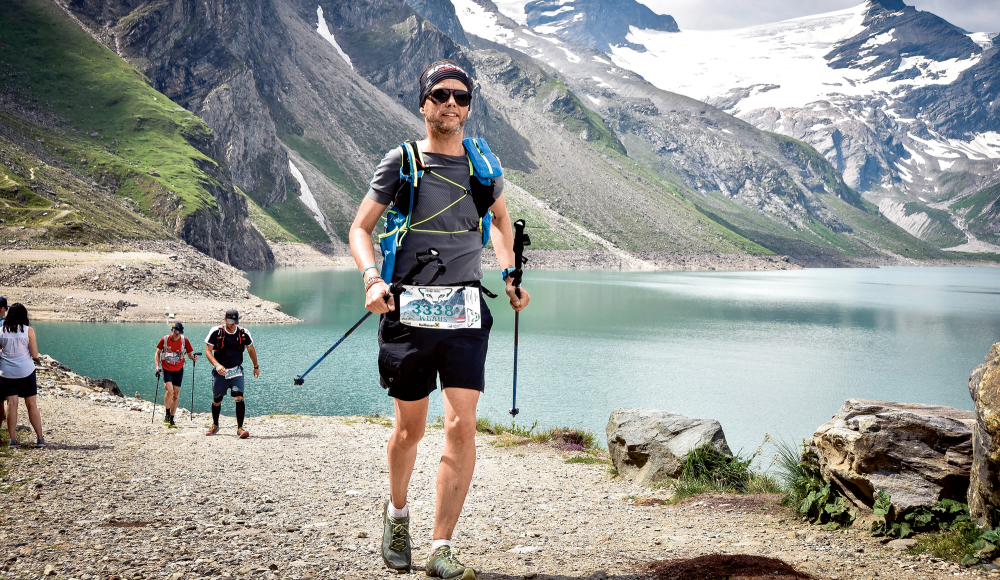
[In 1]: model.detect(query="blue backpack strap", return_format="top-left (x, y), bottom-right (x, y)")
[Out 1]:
top-left (463, 138), bottom-right (501, 247)
top-left (379, 142), bottom-right (423, 281)
top-left (463, 138), bottom-right (502, 185)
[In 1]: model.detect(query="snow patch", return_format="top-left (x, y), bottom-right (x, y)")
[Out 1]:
top-left (316, 6), bottom-right (353, 70)
top-left (586, 94), bottom-right (600, 105)
top-left (968, 32), bottom-right (998, 50)
top-left (451, 0), bottom-right (519, 44)
top-left (939, 159), bottom-right (956, 171)
top-left (592, 55), bottom-right (611, 65)
top-left (288, 160), bottom-right (328, 233)
top-left (492, 0), bottom-right (530, 26)
top-left (540, 5), bottom-right (573, 17)
top-left (557, 45), bottom-right (581, 63)
top-left (860, 29), bottom-right (894, 50)
top-left (609, 3), bottom-right (981, 112)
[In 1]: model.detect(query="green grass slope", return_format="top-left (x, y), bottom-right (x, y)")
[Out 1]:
top-left (951, 180), bottom-right (1000, 244)
top-left (0, 0), bottom-right (229, 237)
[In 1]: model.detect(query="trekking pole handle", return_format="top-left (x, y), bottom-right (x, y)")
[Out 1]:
top-left (512, 219), bottom-right (529, 298)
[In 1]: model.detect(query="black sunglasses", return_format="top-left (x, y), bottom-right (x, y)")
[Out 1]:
top-left (427, 88), bottom-right (471, 107)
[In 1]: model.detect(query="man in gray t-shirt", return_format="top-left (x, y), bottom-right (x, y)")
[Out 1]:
top-left (349, 59), bottom-right (531, 579)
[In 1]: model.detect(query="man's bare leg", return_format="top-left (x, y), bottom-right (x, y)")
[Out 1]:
top-left (164, 384), bottom-right (174, 416)
top-left (433, 388), bottom-right (479, 540)
top-left (388, 397), bottom-right (428, 509)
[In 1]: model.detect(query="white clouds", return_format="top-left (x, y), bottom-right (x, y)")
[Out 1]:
top-left (637, 0), bottom-right (1000, 34)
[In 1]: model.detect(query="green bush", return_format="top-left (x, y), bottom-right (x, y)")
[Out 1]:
top-left (667, 442), bottom-right (781, 503)
top-left (870, 491), bottom-right (970, 538)
top-left (774, 438), bottom-right (855, 530)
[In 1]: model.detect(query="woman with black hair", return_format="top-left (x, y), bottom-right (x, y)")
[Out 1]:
top-left (0, 303), bottom-right (43, 447)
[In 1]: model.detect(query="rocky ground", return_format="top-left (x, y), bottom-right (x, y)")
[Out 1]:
top-left (1, 359), bottom-right (998, 580)
top-left (0, 242), bottom-right (296, 324)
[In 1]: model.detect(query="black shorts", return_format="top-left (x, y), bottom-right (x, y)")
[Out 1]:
top-left (162, 368), bottom-right (184, 386)
top-left (2, 370), bottom-right (38, 399)
top-left (378, 290), bottom-right (493, 402)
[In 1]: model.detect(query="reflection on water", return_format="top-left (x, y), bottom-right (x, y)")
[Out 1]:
top-left (35, 266), bottom-right (1000, 453)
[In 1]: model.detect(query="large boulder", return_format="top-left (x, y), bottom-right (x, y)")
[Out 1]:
top-left (969, 343), bottom-right (1000, 526)
top-left (606, 408), bottom-right (731, 486)
top-left (810, 399), bottom-right (975, 513)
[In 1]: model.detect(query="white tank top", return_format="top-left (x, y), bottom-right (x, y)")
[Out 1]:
top-left (0, 327), bottom-right (36, 379)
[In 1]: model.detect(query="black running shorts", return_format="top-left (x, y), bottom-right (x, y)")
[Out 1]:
top-left (162, 368), bottom-right (184, 387)
top-left (1, 370), bottom-right (38, 399)
top-left (377, 290), bottom-right (493, 402)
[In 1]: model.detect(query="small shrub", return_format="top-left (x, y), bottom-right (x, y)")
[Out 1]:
top-left (798, 478), bottom-right (856, 530)
top-left (475, 418), bottom-right (537, 437)
top-left (909, 524), bottom-right (995, 566)
top-left (870, 492), bottom-right (970, 538)
top-left (667, 442), bottom-right (782, 503)
top-left (564, 456), bottom-right (610, 465)
top-left (362, 413), bottom-right (393, 428)
top-left (774, 438), bottom-right (855, 530)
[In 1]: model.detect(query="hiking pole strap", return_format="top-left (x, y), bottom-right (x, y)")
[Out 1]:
top-left (294, 249), bottom-right (443, 384)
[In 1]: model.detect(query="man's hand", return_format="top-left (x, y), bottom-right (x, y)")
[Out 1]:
top-left (365, 280), bottom-right (394, 314)
top-left (505, 282), bottom-right (530, 312)
top-left (155, 367), bottom-right (162, 378)
top-left (253, 367), bottom-right (261, 378)
top-left (191, 353), bottom-right (199, 362)
top-left (215, 364), bottom-right (226, 376)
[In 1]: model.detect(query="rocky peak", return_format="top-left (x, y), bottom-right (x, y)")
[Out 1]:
top-left (403, 0), bottom-right (470, 46)
top-left (524, 0), bottom-right (678, 53)
top-left (866, 0), bottom-right (907, 13)
top-left (828, 0), bottom-right (981, 74)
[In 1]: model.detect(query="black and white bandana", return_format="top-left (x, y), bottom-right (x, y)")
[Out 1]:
top-left (418, 60), bottom-right (474, 107)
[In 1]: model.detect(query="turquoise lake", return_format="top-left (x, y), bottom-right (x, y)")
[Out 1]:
top-left (34, 266), bottom-right (1000, 454)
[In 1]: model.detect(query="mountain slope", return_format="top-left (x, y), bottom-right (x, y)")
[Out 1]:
top-left (0, 0), bottom-right (273, 268)
top-left (444, 0), bottom-right (942, 261)
top-left (568, 0), bottom-right (1000, 248)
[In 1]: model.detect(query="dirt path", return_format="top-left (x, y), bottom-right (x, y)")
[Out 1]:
top-left (0, 364), bottom-right (994, 580)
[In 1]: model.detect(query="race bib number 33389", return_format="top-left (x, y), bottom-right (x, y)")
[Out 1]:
top-left (399, 286), bottom-right (481, 329)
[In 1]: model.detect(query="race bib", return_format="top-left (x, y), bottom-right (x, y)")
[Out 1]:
top-left (163, 350), bottom-right (182, 364)
top-left (225, 366), bottom-right (243, 379)
top-left (399, 286), bottom-right (481, 329)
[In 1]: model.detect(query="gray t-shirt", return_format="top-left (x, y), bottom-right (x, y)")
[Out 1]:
top-left (367, 147), bottom-right (504, 285)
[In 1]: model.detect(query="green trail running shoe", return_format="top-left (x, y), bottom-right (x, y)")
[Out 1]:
top-left (381, 501), bottom-right (411, 571)
top-left (425, 546), bottom-right (476, 580)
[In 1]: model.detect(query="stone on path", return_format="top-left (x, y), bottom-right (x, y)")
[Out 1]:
top-left (606, 407), bottom-right (731, 486)
top-left (969, 343), bottom-right (1000, 526)
top-left (810, 399), bottom-right (975, 513)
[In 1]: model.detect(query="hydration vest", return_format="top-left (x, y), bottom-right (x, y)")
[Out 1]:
top-left (378, 138), bottom-right (502, 282)
top-left (211, 326), bottom-right (248, 351)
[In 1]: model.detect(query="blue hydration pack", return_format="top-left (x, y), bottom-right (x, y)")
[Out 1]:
top-left (379, 138), bottom-right (502, 282)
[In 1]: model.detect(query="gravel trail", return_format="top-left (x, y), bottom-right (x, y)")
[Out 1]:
top-left (1, 369), bottom-right (996, 580)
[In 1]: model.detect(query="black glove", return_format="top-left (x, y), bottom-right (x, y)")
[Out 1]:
top-left (155, 368), bottom-right (162, 378)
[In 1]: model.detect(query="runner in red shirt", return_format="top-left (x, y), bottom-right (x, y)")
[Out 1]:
top-left (155, 322), bottom-right (198, 428)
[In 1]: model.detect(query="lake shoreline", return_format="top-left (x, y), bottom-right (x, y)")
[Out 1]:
top-left (2, 241), bottom-right (997, 324)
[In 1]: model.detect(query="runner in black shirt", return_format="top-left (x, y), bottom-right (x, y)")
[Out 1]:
top-left (204, 309), bottom-right (259, 438)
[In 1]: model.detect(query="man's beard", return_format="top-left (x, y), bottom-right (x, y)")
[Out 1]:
top-left (428, 116), bottom-right (466, 136)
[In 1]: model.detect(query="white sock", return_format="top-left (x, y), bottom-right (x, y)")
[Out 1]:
top-left (431, 539), bottom-right (451, 552)
top-left (388, 500), bottom-right (408, 518)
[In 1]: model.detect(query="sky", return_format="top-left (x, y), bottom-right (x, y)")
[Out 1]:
top-left (638, 0), bottom-right (1000, 34)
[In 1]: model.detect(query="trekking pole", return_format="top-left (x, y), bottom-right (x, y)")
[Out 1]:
top-left (293, 249), bottom-right (446, 385)
top-left (510, 219), bottom-right (530, 418)
top-left (191, 352), bottom-right (202, 421)
top-left (151, 370), bottom-right (162, 424)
